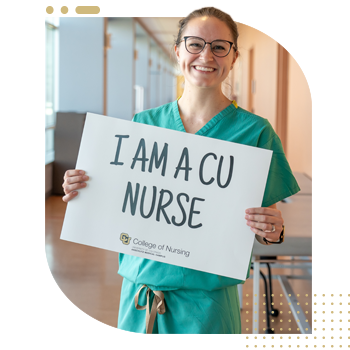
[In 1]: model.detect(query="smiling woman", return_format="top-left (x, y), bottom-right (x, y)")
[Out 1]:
top-left (61, 6), bottom-right (300, 334)
top-left (116, 7), bottom-right (299, 334)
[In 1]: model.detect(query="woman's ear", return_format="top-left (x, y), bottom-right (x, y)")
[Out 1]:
top-left (174, 45), bottom-right (180, 63)
top-left (232, 50), bottom-right (239, 66)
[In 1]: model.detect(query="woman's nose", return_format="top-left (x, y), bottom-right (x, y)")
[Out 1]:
top-left (199, 44), bottom-right (214, 60)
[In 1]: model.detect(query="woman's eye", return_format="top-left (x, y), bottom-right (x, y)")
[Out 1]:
top-left (189, 43), bottom-right (203, 48)
top-left (213, 45), bottom-right (225, 51)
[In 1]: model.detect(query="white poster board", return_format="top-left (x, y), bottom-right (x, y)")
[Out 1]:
top-left (61, 113), bottom-right (272, 280)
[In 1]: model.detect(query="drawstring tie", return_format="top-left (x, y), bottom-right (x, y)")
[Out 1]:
top-left (134, 284), bottom-right (166, 334)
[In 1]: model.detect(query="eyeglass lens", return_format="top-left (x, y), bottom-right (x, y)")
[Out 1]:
top-left (186, 37), bottom-right (231, 57)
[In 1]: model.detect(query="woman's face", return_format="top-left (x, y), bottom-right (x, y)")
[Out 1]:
top-left (175, 16), bottom-right (238, 91)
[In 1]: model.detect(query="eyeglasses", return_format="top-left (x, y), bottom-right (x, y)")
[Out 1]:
top-left (180, 36), bottom-right (236, 57)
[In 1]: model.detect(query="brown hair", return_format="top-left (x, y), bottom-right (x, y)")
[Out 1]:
top-left (175, 7), bottom-right (239, 50)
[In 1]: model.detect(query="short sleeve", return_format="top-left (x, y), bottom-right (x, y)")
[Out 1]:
top-left (259, 126), bottom-right (300, 207)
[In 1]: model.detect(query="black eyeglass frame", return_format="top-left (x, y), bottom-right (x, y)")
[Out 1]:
top-left (180, 36), bottom-right (236, 57)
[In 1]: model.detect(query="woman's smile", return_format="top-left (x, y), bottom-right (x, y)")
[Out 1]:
top-left (192, 65), bottom-right (217, 73)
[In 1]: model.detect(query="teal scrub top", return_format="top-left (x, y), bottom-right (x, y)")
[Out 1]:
top-left (118, 100), bottom-right (300, 291)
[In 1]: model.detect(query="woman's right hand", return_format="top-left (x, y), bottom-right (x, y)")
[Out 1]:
top-left (62, 169), bottom-right (89, 203)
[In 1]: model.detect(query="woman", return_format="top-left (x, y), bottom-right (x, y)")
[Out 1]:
top-left (62, 7), bottom-right (300, 334)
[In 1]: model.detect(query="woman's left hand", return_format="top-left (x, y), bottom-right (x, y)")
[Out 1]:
top-left (245, 205), bottom-right (284, 242)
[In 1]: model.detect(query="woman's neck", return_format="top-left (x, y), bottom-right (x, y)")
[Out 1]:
top-left (178, 86), bottom-right (232, 124)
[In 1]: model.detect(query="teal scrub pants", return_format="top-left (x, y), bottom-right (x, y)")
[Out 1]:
top-left (117, 278), bottom-right (241, 334)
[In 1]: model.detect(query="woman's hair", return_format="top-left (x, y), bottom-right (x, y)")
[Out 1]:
top-left (174, 7), bottom-right (239, 50)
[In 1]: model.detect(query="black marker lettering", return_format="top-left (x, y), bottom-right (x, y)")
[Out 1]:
top-left (110, 135), bottom-right (129, 166)
top-left (131, 138), bottom-right (149, 172)
top-left (148, 142), bottom-right (168, 176)
top-left (174, 147), bottom-right (192, 181)
top-left (217, 155), bottom-right (234, 189)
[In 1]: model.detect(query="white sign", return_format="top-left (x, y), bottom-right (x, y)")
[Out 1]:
top-left (61, 113), bottom-right (272, 280)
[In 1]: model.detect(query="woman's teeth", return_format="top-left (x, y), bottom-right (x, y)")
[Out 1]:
top-left (194, 66), bottom-right (215, 72)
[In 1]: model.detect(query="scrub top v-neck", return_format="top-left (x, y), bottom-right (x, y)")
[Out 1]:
top-left (172, 100), bottom-right (237, 136)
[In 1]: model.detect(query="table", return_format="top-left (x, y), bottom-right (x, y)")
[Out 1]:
top-left (250, 172), bottom-right (312, 334)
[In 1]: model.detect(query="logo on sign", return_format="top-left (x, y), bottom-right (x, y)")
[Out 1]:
top-left (120, 233), bottom-right (131, 245)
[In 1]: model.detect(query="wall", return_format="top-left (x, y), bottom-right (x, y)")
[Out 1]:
top-left (234, 23), bottom-right (311, 178)
top-left (286, 55), bottom-right (312, 178)
top-left (135, 34), bottom-right (150, 110)
top-left (234, 23), bottom-right (278, 128)
top-left (45, 163), bottom-right (53, 198)
top-left (107, 18), bottom-right (135, 120)
top-left (58, 18), bottom-right (104, 114)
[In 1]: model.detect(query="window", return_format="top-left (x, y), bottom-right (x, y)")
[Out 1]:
top-left (134, 85), bottom-right (144, 114)
top-left (45, 20), bottom-right (58, 164)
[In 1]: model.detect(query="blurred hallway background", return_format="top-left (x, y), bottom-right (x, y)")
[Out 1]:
top-left (45, 16), bottom-right (312, 334)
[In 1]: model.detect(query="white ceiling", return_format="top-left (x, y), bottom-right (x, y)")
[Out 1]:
top-left (136, 17), bottom-right (183, 57)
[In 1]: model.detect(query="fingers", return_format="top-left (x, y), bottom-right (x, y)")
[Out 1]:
top-left (63, 181), bottom-right (87, 194)
top-left (245, 214), bottom-right (284, 226)
top-left (64, 169), bottom-right (86, 180)
top-left (249, 225), bottom-right (282, 242)
top-left (246, 220), bottom-right (278, 233)
top-left (65, 175), bottom-right (89, 185)
top-left (245, 207), bottom-right (284, 226)
top-left (245, 213), bottom-right (283, 224)
top-left (246, 207), bottom-right (282, 217)
top-left (62, 191), bottom-right (79, 203)
top-left (245, 206), bottom-right (283, 242)
top-left (62, 169), bottom-right (89, 203)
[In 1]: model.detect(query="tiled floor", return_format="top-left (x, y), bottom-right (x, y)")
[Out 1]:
top-left (46, 195), bottom-right (311, 333)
